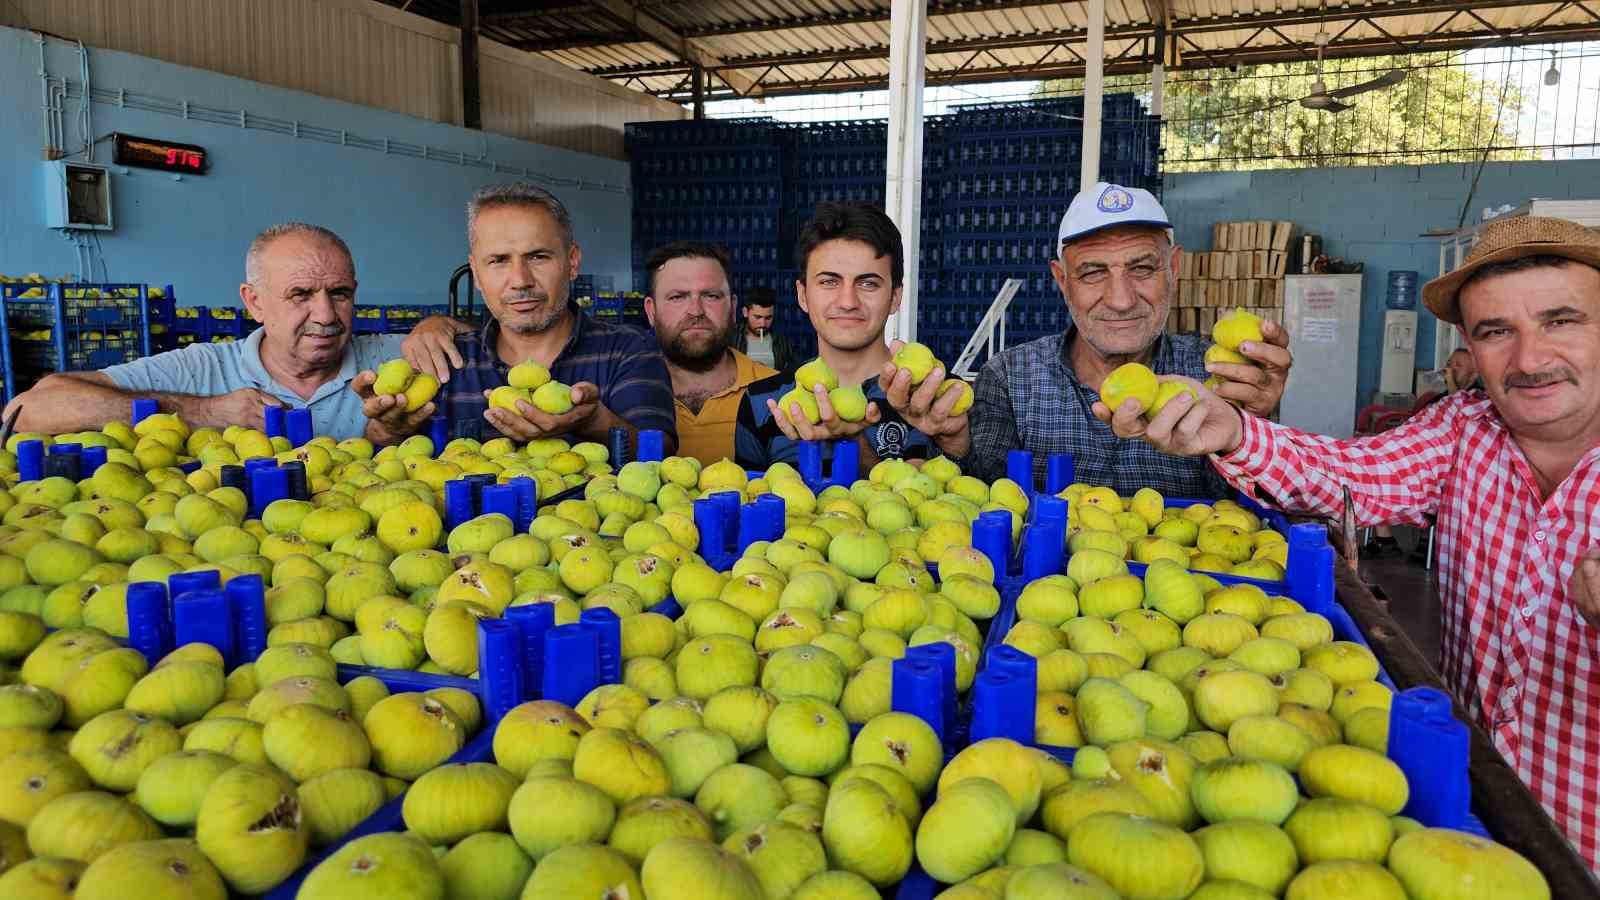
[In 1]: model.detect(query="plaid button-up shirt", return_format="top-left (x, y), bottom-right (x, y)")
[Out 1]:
top-left (1215, 391), bottom-right (1600, 874)
top-left (959, 328), bottom-right (1232, 499)
top-left (434, 308), bottom-right (677, 446)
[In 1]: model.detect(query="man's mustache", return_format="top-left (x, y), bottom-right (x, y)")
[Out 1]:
top-left (1505, 368), bottom-right (1575, 389)
top-left (505, 289), bottom-right (547, 303)
top-left (300, 323), bottom-right (345, 337)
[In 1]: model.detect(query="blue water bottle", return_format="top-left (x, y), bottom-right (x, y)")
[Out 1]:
top-left (1386, 270), bottom-right (1418, 310)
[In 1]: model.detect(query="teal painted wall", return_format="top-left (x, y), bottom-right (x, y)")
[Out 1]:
top-left (0, 27), bottom-right (634, 308)
top-left (1162, 160), bottom-right (1600, 406)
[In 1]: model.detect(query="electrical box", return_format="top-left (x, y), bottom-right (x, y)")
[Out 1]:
top-left (43, 161), bottom-right (113, 230)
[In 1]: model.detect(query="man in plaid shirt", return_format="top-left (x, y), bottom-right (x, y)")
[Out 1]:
top-left (955, 183), bottom-right (1292, 496)
top-left (1097, 215), bottom-right (1600, 872)
top-left (367, 183), bottom-right (677, 450)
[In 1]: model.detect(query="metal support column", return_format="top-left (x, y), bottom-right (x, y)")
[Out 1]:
top-left (1150, 24), bottom-right (1167, 117)
top-left (883, 0), bottom-right (927, 345)
top-left (691, 65), bottom-right (706, 120)
top-left (460, 0), bottom-right (481, 129)
top-left (1081, 0), bottom-right (1106, 188)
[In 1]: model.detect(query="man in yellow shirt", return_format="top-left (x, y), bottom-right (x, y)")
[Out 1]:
top-left (643, 242), bottom-right (777, 465)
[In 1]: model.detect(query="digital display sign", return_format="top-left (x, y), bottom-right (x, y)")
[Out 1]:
top-left (113, 133), bottom-right (208, 174)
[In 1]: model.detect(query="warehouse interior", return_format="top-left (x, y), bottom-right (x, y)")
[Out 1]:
top-left (5, 0), bottom-right (1599, 407)
top-left (0, 0), bottom-right (1597, 894)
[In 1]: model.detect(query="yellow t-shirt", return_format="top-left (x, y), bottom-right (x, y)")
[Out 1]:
top-left (675, 350), bottom-right (778, 466)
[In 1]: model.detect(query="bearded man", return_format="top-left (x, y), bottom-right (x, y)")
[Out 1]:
top-left (642, 241), bottom-right (777, 464)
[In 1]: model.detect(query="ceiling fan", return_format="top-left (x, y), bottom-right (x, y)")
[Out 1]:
top-left (1297, 24), bottom-right (1407, 112)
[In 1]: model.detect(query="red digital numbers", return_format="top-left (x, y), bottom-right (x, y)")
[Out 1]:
top-left (117, 135), bottom-right (205, 173)
top-left (163, 148), bottom-right (203, 169)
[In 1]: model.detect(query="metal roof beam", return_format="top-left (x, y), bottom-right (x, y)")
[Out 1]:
top-left (510, 31), bottom-right (643, 51)
top-left (586, 0), bottom-right (764, 95)
top-left (596, 27), bottom-right (1131, 75)
top-left (679, 0), bottom-right (1072, 38)
top-left (482, 3), bottom-right (617, 23)
top-left (643, 19), bottom-right (1600, 96)
top-left (1174, 0), bottom-right (1559, 37)
top-left (589, 0), bottom-right (1572, 78)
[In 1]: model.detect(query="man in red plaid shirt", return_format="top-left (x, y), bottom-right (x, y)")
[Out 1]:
top-left (1095, 215), bottom-right (1600, 872)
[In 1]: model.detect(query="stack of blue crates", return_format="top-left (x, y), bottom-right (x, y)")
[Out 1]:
top-left (146, 286), bottom-right (177, 353)
top-left (351, 304), bottom-right (452, 335)
top-left (575, 274), bottom-right (648, 330)
top-left (168, 306), bottom-right (261, 345)
top-left (929, 95), bottom-right (1161, 367)
top-left (627, 117), bottom-right (784, 313)
top-left (626, 94), bottom-right (1162, 369)
top-left (0, 282), bottom-right (158, 403)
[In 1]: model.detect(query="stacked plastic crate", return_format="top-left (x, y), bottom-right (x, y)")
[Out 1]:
top-left (626, 117), bottom-right (784, 309)
top-left (350, 304), bottom-right (449, 334)
top-left (0, 282), bottom-right (156, 402)
top-left (573, 275), bottom-right (647, 331)
top-left (146, 285), bottom-right (177, 353)
top-left (936, 95), bottom-right (1162, 368)
top-left (167, 305), bottom-right (260, 345)
top-left (624, 94), bottom-right (1161, 368)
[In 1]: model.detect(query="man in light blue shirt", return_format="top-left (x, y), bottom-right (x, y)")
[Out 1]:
top-left (6, 224), bottom-right (409, 441)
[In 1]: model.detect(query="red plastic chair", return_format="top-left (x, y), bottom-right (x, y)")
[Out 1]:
top-left (1355, 391), bottom-right (1442, 435)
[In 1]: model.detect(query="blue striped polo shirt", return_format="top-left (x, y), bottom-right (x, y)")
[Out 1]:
top-left (435, 307), bottom-right (678, 447)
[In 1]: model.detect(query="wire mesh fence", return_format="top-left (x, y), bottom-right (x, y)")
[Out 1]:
top-left (706, 41), bottom-right (1600, 172)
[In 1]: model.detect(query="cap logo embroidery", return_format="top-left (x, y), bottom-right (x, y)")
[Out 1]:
top-left (1097, 186), bottom-right (1134, 213)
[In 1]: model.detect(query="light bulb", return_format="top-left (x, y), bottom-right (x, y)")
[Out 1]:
top-left (1544, 65), bottom-right (1560, 86)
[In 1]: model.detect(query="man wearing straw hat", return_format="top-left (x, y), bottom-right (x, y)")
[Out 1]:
top-left (1094, 214), bottom-right (1600, 872)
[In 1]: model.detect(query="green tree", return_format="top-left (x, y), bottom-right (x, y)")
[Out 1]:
top-left (1040, 53), bottom-right (1535, 170)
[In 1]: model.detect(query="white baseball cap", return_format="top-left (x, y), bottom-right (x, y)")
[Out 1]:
top-left (1057, 182), bottom-right (1171, 247)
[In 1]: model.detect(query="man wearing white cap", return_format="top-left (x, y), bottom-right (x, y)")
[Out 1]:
top-left (954, 182), bottom-right (1292, 495)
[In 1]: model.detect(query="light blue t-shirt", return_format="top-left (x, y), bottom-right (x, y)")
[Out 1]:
top-left (102, 329), bottom-right (406, 440)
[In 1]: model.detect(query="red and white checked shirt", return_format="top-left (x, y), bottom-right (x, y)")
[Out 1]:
top-left (1211, 390), bottom-right (1600, 873)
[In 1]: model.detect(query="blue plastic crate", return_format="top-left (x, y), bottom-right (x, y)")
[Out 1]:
top-left (970, 629), bottom-right (1487, 838)
top-left (269, 603), bottom-right (971, 900)
top-left (260, 613), bottom-right (548, 900)
top-left (169, 303), bottom-right (205, 338)
top-left (159, 305), bottom-right (257, 343)
top-left (976, 450), bottom-right (1338, 615)
top-left (145, 287), bottom-right (179, 353)
top-left (203, 306), bottom-right (258, 341)
top-left (351, 305), bottom-right (391, 334)
top-left (0, 282), bottom-right (154, 399)
top-left (145, 286), bottom-right (176, 325)
top-left (627, 93), bottom-right (1160, 373)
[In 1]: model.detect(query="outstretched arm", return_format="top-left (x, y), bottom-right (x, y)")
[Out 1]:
top-left (5, 372), bottom-right (278, 433)
top-left (1093, 377), bottom-right (1463, 527)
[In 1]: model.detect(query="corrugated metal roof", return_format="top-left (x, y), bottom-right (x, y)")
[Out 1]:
top-left (379, 0), bottom-right (1600, 97)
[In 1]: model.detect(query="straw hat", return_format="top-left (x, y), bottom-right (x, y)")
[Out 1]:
top-left (1423, 216), bottom-right (1600, 324)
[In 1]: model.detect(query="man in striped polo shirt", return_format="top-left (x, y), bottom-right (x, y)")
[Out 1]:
top-left (373, 183), bottom-right (676, 451)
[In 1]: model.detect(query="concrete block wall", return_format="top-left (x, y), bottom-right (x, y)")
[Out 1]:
top-left (1163, 160), bottom-right (1600, 408)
